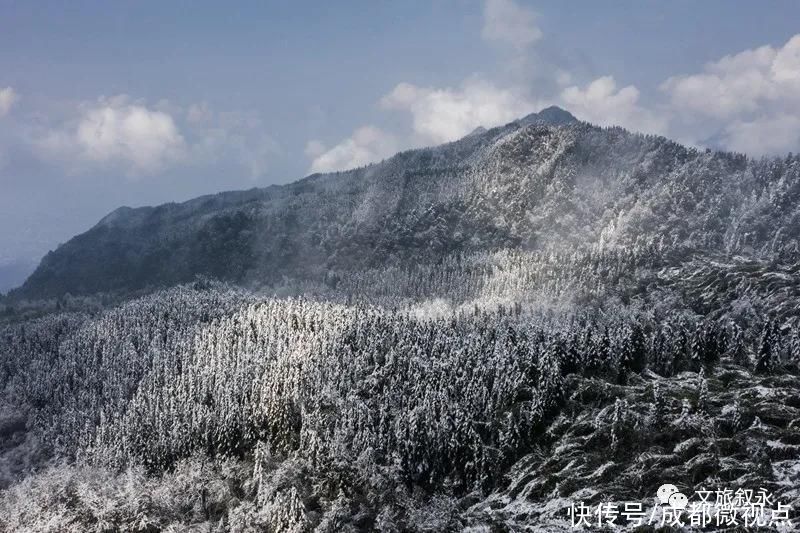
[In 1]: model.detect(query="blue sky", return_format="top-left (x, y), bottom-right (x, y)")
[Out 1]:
top-left (1, 0), bottom-right (800, 290)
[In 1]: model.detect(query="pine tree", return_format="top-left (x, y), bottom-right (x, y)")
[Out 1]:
top-left (755, 320), bottom-right (776, 374)
top-left (703, 322), bottom-right (720, 370)
top-left (651, 381), bottom-right (666, 428)
top-left (610, 398), bottom-right (628, 453)
top-left (731, 400), bottom-right (742, 432)
top-left (791, 329), bottom-right (800, 368)
top-left (538, 340), bottom-right (564, 412)
top-left (696, 368), bottom-right (709, 414)
top-left (677, 398), bottom-right (691, 429)
top-left (727, 323), bottom-right (748, 368)
top-left (690, 324), bottom-right (704, 372)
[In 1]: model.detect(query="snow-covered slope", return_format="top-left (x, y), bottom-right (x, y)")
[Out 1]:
top-left (2, 107), bottom-right (800, 532)
top-left (13, 106), bottom-right (800, 299)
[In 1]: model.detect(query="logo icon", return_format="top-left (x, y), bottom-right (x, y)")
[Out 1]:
top-left (657, 484), bottom-right (679, 505)
top-left (657, 483), bottom-right (688, 510)
top-left (668, 492), bottom-right (688, 510)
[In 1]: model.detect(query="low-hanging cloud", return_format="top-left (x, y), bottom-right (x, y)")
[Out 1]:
top-left (307, 78), bottom-right (536, 174)
top-left (308, 126), bottom-right (397, 174)
top-left (381, 79), bottom-right (535, 145)
top-left (721, 114), bottom-right (800, 156)
top-left (560, 76), bottom-right (667, 135)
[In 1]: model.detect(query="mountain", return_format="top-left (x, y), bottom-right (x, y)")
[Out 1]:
top-left (3, 107), bottom-right (800, 531)
top-left (12, 106), bottom-right (800, 302)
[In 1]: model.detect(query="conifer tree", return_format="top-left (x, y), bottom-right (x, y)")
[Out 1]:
top-left (755, 320), bottom-right (776, 374)
top-left (696, 368), bottom-right (709, 414)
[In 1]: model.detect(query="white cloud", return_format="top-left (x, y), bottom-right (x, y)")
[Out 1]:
top-left (77, 101), bottom-right (184, 171)
top-left (659, 34), bottom-right (800, 154)
top-left (482, 0), bottom-right (542, 50)
top-left (662, 34), bottom-right (800, 119)
top-left (772, 35), bottom-right (800, 83)
top-left (309, 126), bottom-right (396, 173)
top-left (37, 96), bottom-right (185, 175)
top-left (381, 79), bottom-right (535, 144)
top-left (0, 87), bottom-right (18, 117)
top-left (560, 76), bottom-right (667, 135)
top-left (304, 0), bottom-right (544, 172)
top-left (721, 114), bottom-right (800, 156)
top-left (306, 27), bottom-right (800, 172)
top-left (308, 77), bottom-right (536, 173)
top-left (304, 140), bottom-right (327, 159)
top-left (29, 97), bottom-right (282, 178)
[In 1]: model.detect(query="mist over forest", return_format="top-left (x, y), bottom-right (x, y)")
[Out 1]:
top-left (3, 1), bottom-right (800, 531)
top-left (1, 106), bottom-right (799, 531)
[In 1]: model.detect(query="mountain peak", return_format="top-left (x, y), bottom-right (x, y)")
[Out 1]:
top-left (518, 106), bottom-right (578, 127)
top-left (466, 126), bottom-right (488, 137)
top-left (15, 114), bottom-right (798, 301)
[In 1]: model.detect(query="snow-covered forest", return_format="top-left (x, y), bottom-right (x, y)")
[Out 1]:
top-left (2, 246), bottom-right (800, 529)
top-left (1, 114), bottom-right (800, 531)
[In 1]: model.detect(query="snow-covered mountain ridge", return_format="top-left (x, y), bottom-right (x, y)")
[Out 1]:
top-left (11, 106), bottom-right (800, 303)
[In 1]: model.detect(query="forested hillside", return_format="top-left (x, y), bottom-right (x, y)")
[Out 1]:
top-left (1, 272), bottom-right (799, 530)
top-left (1, 110), bottom-right (799, 531)
top-left (11, 107), bottom-right (800, 301)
